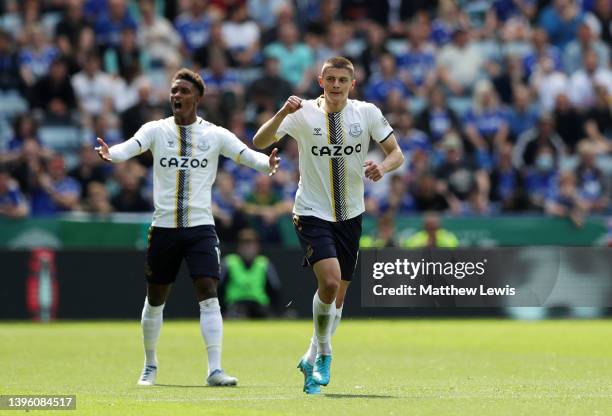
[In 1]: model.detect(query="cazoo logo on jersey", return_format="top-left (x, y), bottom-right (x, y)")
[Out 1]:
top-left (160, 156), bottom-right (209, 169)
top-left (311, 143), bottom-right (362, 157)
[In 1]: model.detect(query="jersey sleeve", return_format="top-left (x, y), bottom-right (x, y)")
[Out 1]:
top-left (367, 104), bottom-right (394, 143)
top-left (108, 121), bottom-right (155, 162)
top-left (218, 127), bottom-right (248, 161)
top-left (275, 112), bottom-right (300, 141)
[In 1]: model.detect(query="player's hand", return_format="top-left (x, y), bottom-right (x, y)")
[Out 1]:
top-left (280, 96), bottom-right (302, 116)
top-left (268, 147), bottom-right (281, 176)
top-left (94, 138), bottom-right (112, 162)
top-left (364, 160), bottom-right (385, 182)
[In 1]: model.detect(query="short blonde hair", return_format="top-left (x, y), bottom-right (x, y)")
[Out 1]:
top-left (321, 56), bottom-right (355, 79)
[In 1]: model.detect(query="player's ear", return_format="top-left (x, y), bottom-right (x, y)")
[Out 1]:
top-left (318, 75), bottom-right (324, 88)
top-left (350, 78), bottom-right (356, 90)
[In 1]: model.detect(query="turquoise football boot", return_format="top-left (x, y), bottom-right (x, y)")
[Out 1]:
top-left (297, 357), bottom-right (320, 395)
top-left (312, 354), bottom-right (332, 386)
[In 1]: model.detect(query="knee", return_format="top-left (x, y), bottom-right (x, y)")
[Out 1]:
top-left (320, 274), bottom-right (340, 294)
top-left (195, 278), bottom-right (218, 300)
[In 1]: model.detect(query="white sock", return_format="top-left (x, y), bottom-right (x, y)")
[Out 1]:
top-left (306, 304), bottom-right (343, 364)
top-left (199, 298), bottom-right (223, 376)
top-left (141, 297), bottom-right (164, 367)
top-left (312, 292), bottom-right (335, 355)
top-left (305, 331), bottom-right (318, 365)
top-left (331, 304), bottom-right (343, 336)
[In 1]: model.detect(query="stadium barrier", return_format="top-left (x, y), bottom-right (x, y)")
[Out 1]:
top-left (2, 247), bottom-right (611, 320)
top-left (0, 215), bottom-right (609, 249)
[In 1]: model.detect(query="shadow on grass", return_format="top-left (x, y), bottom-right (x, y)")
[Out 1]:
top-left (324, 393), bottom-right (397, 399)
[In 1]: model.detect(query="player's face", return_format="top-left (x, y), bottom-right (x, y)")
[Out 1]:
top-left (318, 67), bottom-right (355, 105)
top-left (170, 79), bottom-right (200, 120)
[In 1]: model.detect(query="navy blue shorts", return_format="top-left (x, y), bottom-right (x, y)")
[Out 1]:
top-left (293, 214), bottom-right (362, 281)
top-left (145, 224), bottom-right (221, 284)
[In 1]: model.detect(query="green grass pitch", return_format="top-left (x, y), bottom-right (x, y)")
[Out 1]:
top-left (1, 319), bottom-right (611, 415)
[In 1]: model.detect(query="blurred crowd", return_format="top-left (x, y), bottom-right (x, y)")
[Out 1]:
top-left (0, 0), bottom-right (610, 241)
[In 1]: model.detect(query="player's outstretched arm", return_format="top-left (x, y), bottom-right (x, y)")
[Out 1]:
top-left (253, 96), bottom-right (302, 149)
top-left (236, 147), bottom-right (281, 176)
top-left (94, 137), bottom-right (148, 163)
top-left (95, 137), bottom-right (144, 163)
top-left (364, 134), bottom-right (404, 182)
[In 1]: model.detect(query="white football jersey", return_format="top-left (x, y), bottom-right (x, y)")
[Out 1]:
top-left (111, 116), bottom-right (248, 228)
top-left (275, 98), bottom-right (393, 222)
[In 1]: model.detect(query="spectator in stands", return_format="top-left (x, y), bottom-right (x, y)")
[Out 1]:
top-left (30, 155), bottom-right (81, 216)
top-left (492, 54), bottom-right (528, 105)
top-left (120, 82), bottom-right (155, 140)
top-left (89, 113), bottom-right (122, 149)
top-left (491, 0), bottom-right (536, 22)
top-left (28, 58), bottom-right (77, 122)
top-left (592, 0), bottom-right (610, 44)
top-left (513, 113), bottom-right (565, 170)
top-left (221, 4), bottom-right (261, 67)
top-left (568, 48), bottom-right (612, 110)
top-left (437, 25), bottom-right (484, 96)
top-left (529, 55), bottom-right (569, 112)
top-left (489, 142), bottom-right (526, 212)
top-left (137, 0), bottom-right (181, 69)
top-left (0, 30), bottom-right (24, 92)
top-left (201, 53), bottom-right (244, 111)
top-left (538, 0), bottom-right (583, 50)
top-left (415, 86), bottom-right (461, 144)
top-left (545, 170), bottom-right (587, 227)
top-left (358, 23), bottom-right (390, 82)
top-left (463, 80), bottom-right (509, 158)
top-left (431, 0), bottom-right (468, 46)
top-left (396, 19), bottom-right (437, 97)
top-left (402, 212), bottom-right (459, 248)
top-left (393, 110), bottom-right (430, 159)
top-left (365, 53), bottom-right (410, 107)
top-left (378, 174), bottom-right (415, 215)
top-left (219, 228), bottom-right (282, 318)
top-left (7, 138), bottom-right (47, 195)
top-left (82, 181), bottom-right (113, 216)
top-left (563, 16), bottom-right (609, 75)
top-left (18, 25), bottom-right (59, 88)
top-left (524, 145), bottom-right (559, 210)
top-left (68, 145), bottom-right (108, 199)
top-left (582, 85), bottom-right (611, 152)
top-left (522, 28), bottom-right (562, 78)
top-left (193, 20), bottom-right (234, 69)
top-left (93, 0), bottom-right (137, 53)
top-left (410, 174), bottom-right (450, 212)
top-left (55, 0), bottom-right (92, 54)
top-left (247, 0), bottom-right (289, 32)
top-left (314, 21), bottom-right (349, 63)
top-left (264, 22), bottom-right (314, 88)
top-left (0, 165), bottom-right (28, 219)
top-left (71, 52), bottom-right (115, 120)
top-left (574, 140), bottom-right (608, 213)
top-left (506, 84), bottom-right (539, 142)
top-left (248, 57), bottom-right (292, 114)
top-left (175, 0), bottom-right (213, 54)
top-left (111, 163), bottom-right (152, 213)
top-left (553, 93), bottom-right (584, 153)
top-left (360, 213), bottom-right (398, 248)
top-left (104, 27), bottom-right (150, 80)
top-left (243, 174), bottom-right (289, 243)
top-left (435, 133), bottom-right (490, 214)
top-left (212, 171), bottom-right (248, 243)
top-left (7, 114), bottom-right (40, 154)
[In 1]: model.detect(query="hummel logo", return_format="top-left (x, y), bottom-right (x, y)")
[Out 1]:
top-left (313, 128), bottom-right (322, 136)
